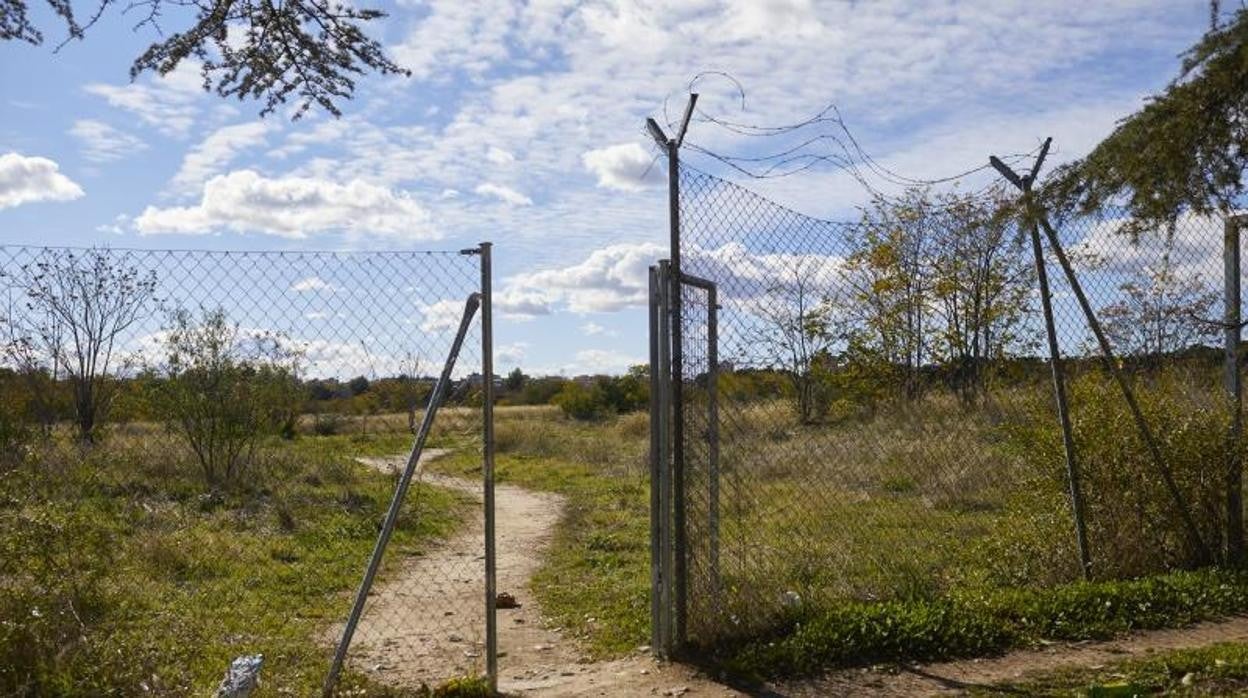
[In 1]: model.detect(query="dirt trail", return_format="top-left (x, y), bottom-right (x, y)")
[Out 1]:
top-left (345, 452), bottom-right (1248, 696)
top-left (349, 453), bottom-right (735, 697)
top-left (779, 616), bottom-right (1248, 696)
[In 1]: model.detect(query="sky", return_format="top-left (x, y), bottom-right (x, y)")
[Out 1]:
top-left (0, 0), bottom-right (1221, 377)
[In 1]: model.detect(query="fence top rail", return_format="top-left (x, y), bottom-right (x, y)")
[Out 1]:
top-left (0, 244), bottom-right (478, 257)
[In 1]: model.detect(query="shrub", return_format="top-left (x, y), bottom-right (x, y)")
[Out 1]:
top-left (311, 411), bottom-right (345, 436)
top-left (552, 381), bottom-right (609, 421)
top-left (0, 373), bottom-right (31, 465)
top-left (982, 369), bottom-right (1234, 584)
top-left (552, 370), bottom-right (648, 421)
top-left (153, 308), bottom-right (301, 485)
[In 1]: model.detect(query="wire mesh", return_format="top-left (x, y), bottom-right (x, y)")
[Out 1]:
top-left (0, 245), bottom-right (487, 695)
top-left (672, 163), bottom-right (1246, 648)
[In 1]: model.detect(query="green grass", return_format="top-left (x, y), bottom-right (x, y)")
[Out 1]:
top-left (980, 642), bottom-right (1248, 696)
top-left (0, 432), bottom-right (469, 695)
top-left (722, 568), bottom-right (1248, 679)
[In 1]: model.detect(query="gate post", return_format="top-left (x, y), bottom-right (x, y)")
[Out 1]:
top-left (1226, 216), bottom-right (1243, 565)
top-left (650, 261), bottom-right (675, 657)
top-left (480, 242), bottom-right (498, 692)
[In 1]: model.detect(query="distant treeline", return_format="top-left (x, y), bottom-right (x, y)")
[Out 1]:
top-left (1, 342), bottom-right (1236, 431)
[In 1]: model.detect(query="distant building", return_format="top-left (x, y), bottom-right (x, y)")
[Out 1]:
top-left (462, 372), bottom-right (503, 389)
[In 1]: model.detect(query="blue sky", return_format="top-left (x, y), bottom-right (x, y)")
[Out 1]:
top-left (0, 1), bottom-right (1217, 376)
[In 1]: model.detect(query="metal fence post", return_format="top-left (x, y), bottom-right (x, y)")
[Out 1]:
top-left (1226, 217), bottom-right (1244, 565)
top-left (1027, 213), bottom-right (1092, 579)
top-left (647, 98), bottom-right (696, 651)
top-left (706, 283), bottom-right (720, 595)
top-left (479, 242), bottom-right (498, 692)
top-left (990, 147), bottom-right (1091, 579)
top-left (656, 260), bottom-right (675, 656)
top-left (666, 137), bottom-right (689, 650)
top-left (648, 265), bottom-right (663, 653)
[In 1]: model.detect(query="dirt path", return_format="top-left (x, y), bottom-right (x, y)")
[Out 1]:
top-left (345, 452), bottom-right (1248, 696)
top-left (349, 453), bottom-right (736, 697)
top-left (777, 616), bottom-right (1248, 696)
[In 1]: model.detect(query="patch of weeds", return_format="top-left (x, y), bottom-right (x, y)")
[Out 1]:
top-left (721, 568), bottom-right (1248, 680)
top-left (0, 440), bottom-right (465, 695)
top-left (980, 642), bottom-right (1248, 696)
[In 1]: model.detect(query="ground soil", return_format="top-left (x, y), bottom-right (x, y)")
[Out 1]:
top-left (778, 616), bottom-right (1248, 696)
top-left (343, 451), bottom-right (1248, 696)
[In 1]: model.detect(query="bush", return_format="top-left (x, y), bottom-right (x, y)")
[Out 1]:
top-left (552, 381), bottom-right (608, 420)
top-left (0, 374), bottom-right (31, 466)
top-left (982, 369), bottom-right (1234, 584)
top-left (311, 411), bottom-right (345, 436)
top-left (552, 369), bottom-right (648, 421)
top-left (153, 308), bottom-right (301, 485)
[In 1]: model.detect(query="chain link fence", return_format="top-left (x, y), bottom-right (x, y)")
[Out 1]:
top-left (655, 162), bottom-right (1247, 651)
top-left (0, 245), bottom-right (492, 695)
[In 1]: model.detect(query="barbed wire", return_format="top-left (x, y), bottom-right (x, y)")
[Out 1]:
top-left (654, 73), bottom-right (1043, 209)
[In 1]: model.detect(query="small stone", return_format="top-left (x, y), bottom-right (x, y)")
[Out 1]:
top-left (1181, 672), bottom-right (1196, 686)
top-left (448, 634), bottom-right (463, 643)
top-left (496, 591), bottom-right (521, 609)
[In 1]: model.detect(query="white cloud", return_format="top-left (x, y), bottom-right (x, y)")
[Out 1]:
top-left (134, 170), bottom-right (438, 240)
top-left (502, 242), bottom-right (665, 314)
top-left (83, 62), bottom-right (204, 138)
top-left (582, 321), bottom-right (616, 337)
top-left (501, 240), bottom-right (846, 317)
top-left (96, 213), bottom-right (131, 235)
top-left (0, 153), bottom-right (84, 210)
top-left (497, 341), bottom-right (528, 366)
top-left (171, 122), bottom-right (271, 194)
top-left (568, 348), bottom-right (643, 375)
top-left (582, 142), bottom-right (661, 191)
top-left (1069, 210), bottom-right (1244, 282)
top-left (419, 298), bottom-right (473, 333)
top-left (69, 120), bottom-right (147, 163)
top-left (486, 146), bottom-right (516, 165)
top-left (291, 276), bottom-right (336, 292)
top-left (391, 0), bottom-right (518, 81)
top-left (496, 289), bottom-right (552, 319)
top-left (475, 182), bottom-right (533, 206)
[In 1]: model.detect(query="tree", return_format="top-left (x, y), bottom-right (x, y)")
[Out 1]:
top-left (1042, 6), bottom-right (1248, 231)
top-left (347, 375), bottom-right (370, 396)
top-left (1, 0), bottom-right (407, 117)
top-left (504, 367), bottom-right (525, 392)
top-left (927, 192), bottom-right (1032, 403)
top-left (750, 255), bottom-right (838, 424)
top-left (1100, 250), bottom-right (1219, 365)
top-left (842, 190), bottom-right (936, 400)
top-left (155, 307), bottom-right (299, 484)
top-left (1, 287), bottom-right (68, 432)
top-left (9, 249), bottom-right (157, 442)
top-left (386, 351), bottom-right (427, 433)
